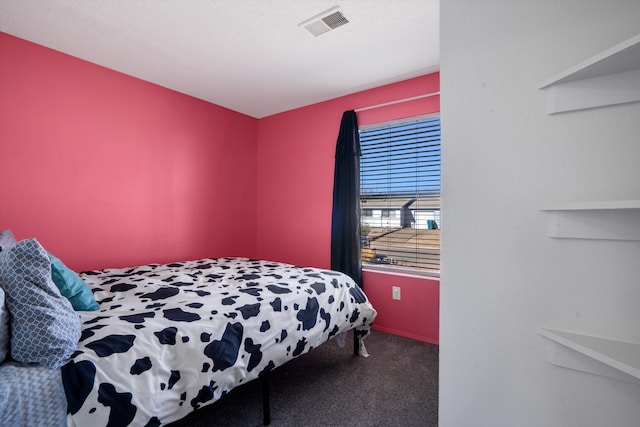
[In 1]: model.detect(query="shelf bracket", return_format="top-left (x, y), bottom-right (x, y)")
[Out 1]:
top-left (538, 32), bottom-right (640, 114)
top-left (543, 68), bottom-right (640, 114)
top-left (541, 200), bottom-right (640, 240)
top-left (539, 328), bottom-right (640, 384)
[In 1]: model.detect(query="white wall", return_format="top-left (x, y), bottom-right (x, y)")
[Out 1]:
top-left (440, 1), bottom-right (640, 426)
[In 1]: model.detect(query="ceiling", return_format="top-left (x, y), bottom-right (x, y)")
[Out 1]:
top-left (0, 0), bottom-right (439, 118)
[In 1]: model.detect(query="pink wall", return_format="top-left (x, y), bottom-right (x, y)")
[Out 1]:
top-left (363, 271), bottom-right (439, 344)
top-left (0, 33), bottom-right (258, 271)
top-left (256, 73), bottom-right (440, 343)
top-left (0, 31), bottom-right (439, 343)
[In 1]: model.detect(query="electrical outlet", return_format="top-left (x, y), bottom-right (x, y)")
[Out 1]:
top-left (392, 286), bottom-right (401, 300)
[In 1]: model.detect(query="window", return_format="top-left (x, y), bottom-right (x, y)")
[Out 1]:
top-left (359, 115), bottom-right (441, 276)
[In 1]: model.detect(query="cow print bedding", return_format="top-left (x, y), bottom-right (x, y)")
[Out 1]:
top-left (62, 257), bottom-right (377, 426)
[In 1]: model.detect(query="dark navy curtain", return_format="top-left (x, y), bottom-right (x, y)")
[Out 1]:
top-left (330, 110), bottom-right (362, 288)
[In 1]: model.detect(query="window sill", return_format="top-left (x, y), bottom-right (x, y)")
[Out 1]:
top-left (363, 264), bottom-right (440, 280)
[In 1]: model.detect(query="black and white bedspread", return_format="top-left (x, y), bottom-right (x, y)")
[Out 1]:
top-left (62, 257), bottom-right (377, 426)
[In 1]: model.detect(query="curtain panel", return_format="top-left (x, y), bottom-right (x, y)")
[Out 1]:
top-left (330, 110), bottom-right (362, 288)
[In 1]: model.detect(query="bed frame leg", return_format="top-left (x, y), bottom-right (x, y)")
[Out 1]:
top-left (262, 375), bottom-right (271, 426)
top-left (354, 331), bottom-right (359, 356)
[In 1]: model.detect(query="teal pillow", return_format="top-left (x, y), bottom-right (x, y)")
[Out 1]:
top-left (48, 252), bottom-right (98, 311)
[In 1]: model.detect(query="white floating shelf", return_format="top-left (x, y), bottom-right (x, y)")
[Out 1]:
top-left (539, 33), bottom-right (640, 88)
top-left (539, 328), bottom-right (640, 384)
top-left (540, 199), bottom-right (640, 211)
top-left (538, 33), bottom-right (640, 114)
top-left (541, 200), bottom-right (640, 240)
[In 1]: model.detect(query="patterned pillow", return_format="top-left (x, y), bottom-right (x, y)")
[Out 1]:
top-left (0, 239), bottom-right (81, 369)
top-left (0, 230), bottom-right (16, 253)
top-left (0, 288), bottom-right (9, 363)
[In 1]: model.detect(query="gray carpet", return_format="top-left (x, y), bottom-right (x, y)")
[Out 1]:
top-left (169, 330), bottom-right (438, 427)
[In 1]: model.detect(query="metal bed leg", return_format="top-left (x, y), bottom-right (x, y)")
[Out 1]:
top-left (262, 374), bottom-right (271, 426)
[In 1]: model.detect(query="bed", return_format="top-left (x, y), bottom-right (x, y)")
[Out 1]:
top-left (0, 233), bottom-right (377, 426)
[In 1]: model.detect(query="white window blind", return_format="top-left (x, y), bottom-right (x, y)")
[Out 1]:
top-left (359, 115), bottom-right (441, 275)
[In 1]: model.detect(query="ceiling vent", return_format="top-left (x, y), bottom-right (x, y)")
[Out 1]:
top-left (299, 6), bottom-right (349, 37)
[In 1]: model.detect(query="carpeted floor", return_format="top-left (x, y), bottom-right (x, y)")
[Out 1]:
top-left (169, 330), bottom-right (438, 427)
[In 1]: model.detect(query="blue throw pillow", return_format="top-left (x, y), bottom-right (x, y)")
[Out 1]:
top-left (0, 239), bottom-right (81, 369)
top-left (48, 252), bottom-right (98, 311)
top-left (0, 288), bottom-right (9, 363)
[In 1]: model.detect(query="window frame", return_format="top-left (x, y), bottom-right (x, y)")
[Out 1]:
top-left (359, 113), bottom-right (441, 278)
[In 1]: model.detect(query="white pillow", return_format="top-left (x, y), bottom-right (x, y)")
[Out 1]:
top-left (0, 288), bottom-right (9, 363)
top-left (0, 229), bottom-right (16, 253)
top-left (0, 230), bottom-right (17, 363)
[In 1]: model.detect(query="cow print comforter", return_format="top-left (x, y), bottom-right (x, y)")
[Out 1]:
top-left (62, 257), bottom-right (377, 426)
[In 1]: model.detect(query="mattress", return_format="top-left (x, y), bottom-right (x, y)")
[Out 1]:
top-left (63, 257), bottom-right (377, 426)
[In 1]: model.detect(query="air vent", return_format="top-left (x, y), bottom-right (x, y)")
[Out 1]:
top-left (322, 11), bottom-right (349, 29)
top-left (299, 6), bottom-right (350, 37)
